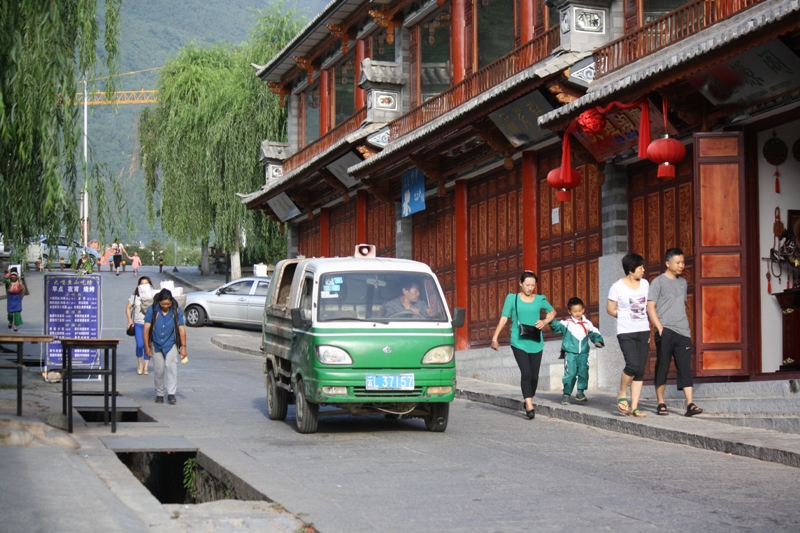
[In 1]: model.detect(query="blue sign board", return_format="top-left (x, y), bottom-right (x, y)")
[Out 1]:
top-left (401, 168), bottom-right (426, 217)
top-left (44, 274), bottom-right (102, 370)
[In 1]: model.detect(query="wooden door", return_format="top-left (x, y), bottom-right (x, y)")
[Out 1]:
top-left (537, 146), bottom-right (603, 329)
top-left (693, 132), bottom-right (748, 376)
top-left (297, 217), bottom-right (320, 258)
top-left (366, 196), bottom-right (396, 257)
top-left (328, 203), bottom-right (357, 258)
top-left (629, 155), bottom-right (694, 379)
top-left (467, 166), bottom-right (524, 346)
top-left (413, 194), bottom-right (456, 311)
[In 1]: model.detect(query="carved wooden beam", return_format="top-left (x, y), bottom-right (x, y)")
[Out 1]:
top-left (546, 80), bottom-right (583, 104)
top-left (356, 144), bottom-right (380, 159)
top-left (364, 182), bottom-right (394, 203)
top-left (293, 56), bottom-right (316, 85)
top-left (327, 24), bottom-right (356, 55)
top-left (475, 122), bottom-right (516, 170)
top-left (266, 82), bottom-right (289, 108)
top-left (368, 7), bottom-right (399, 44)
top-left (318, 168), bottom-right (350, 203)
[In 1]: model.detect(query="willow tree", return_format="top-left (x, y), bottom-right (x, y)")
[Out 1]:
top-left (140, 1), bottom-right (304, 276)
top-left (0, 0), bottom-right (121, 249)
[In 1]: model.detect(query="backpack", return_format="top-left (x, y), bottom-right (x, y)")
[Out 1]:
top-left (147, 299), bottom-right (183, 349)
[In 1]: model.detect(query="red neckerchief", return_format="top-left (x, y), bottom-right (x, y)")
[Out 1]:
top-left (569, 317), bottom-right (588, 337)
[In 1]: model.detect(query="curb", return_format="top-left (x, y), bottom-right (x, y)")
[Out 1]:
top-left (457, 388), bottom-right (800, 468)
top-left (210, 337), bottom-right (263, 358)
top-left (162, 272), bottom-right (204, 293)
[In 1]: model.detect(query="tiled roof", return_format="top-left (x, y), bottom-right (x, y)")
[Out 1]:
top-left (348, 50), bottom-right (590, 176)
top-left (538, 0), bottom-right (800, 126)
top-left (239, 122), bottom-right (386, 209)
top-left (258, 141), bottom-right (292, 162)
top-left (253, 0), bottom-right (364, 83)
top-left (359, 59), bottom-right (406, 85)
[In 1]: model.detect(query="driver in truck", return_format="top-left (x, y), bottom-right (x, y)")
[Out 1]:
top-left (383, 279), bottom-right (436, 318)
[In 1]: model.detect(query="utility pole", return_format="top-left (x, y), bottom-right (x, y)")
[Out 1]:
top-left (81, 77), bottom-right (89, 247)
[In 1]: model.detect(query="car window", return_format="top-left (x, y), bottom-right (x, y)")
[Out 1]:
top-left (254, 281), bottom-right (270, 296)
top-left (224, 280), bottom-right (254, 295)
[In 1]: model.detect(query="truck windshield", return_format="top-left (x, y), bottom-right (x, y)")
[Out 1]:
top-left (317, 271), bottom-right (447, 322)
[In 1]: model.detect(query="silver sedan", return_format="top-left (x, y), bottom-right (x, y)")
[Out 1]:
top-left (184, 277), bottom-right (270, 328)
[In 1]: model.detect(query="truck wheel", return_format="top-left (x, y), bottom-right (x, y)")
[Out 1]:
top-left (294, 378), bottom-right (319, 434)
top-left (424, 402), bottom-right (449, 432)
top-left (266, 370), bottom-right (288, 421)
top-left (185, 306), bottom-right (205, 327)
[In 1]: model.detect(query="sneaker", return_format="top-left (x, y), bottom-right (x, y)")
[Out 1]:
top-left (168, 395), bottom-right (176, 404)
top-left (576, 392), bottom-right (587, 402)
top-left (155, 396), bottom-right (164, 404)
top-left (561, 394), bottom-right (570, 405)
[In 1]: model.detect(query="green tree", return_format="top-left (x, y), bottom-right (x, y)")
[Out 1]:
top-left (139, 1), bottom-right (302, 276)
top-left (0, 0), bottom-right (122, 248)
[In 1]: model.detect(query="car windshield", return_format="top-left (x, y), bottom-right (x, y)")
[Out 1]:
top-left (316, 271), bottom-right (447, 322)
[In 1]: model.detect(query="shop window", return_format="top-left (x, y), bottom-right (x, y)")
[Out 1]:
top-left (304, 87), bottom-right (320, 144)
top-left (369, 29), bottom-right (395, 62)
top-left (334, 57), bottom-right (355, 127)
top-left (643, 0), bottom-right (691, 23)
top-left (477, 0), bottom-right (515, 68)
top-left (420, 6), bottom-right (451, 102)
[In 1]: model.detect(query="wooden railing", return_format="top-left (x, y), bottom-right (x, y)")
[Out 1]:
top-left (283, 106), bottom-right (367, 173)
top-left (594, 0), bottom-right (767, 79)
top-left (390, 26), bottom-right (560, 140)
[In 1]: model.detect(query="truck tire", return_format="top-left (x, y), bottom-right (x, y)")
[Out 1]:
top-left (266, 369), bottom-right (288, 421)
top-left (294, 378), bottom-right (319, 434)
top-left (185, 306), bottom-right (205, 327)
top-left (424, 402), bottom-right (449, 432)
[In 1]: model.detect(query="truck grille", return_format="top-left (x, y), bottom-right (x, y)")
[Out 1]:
top-left (352, 387), bottom-right (424, 398)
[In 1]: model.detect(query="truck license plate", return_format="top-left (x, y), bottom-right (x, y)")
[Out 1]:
top-left (366, 374), bottom-right (415, 390)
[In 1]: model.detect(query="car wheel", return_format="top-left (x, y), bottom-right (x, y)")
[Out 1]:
top-left (424, 402), bottom-right (449, 432)
top-left (185, 305), bottom-right (206, 327)
top-left (87, 255), bottom-right (97, 268)
top-left (266, 369), bottom-right (288, 421)
top-left (294, 378), bottom-right (319, 434)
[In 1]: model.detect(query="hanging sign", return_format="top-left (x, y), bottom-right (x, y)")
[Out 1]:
top-left (267, 192), bottom-right (302, 222)
top-left (688, 41), bottom-right (800, 108)
top-left (489, 90), bottom-right (554, 147)
top-left (401, 168), bottom-right (426, 217)
top-left (45, 274), bottom-right (102, 370)
top-left (326, 151), bottom-right (362, 188)
top-left (572, 100), bottom-right (676, 161)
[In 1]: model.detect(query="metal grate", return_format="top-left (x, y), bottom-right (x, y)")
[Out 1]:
top-left (352, 387), bottom-right (424, 398)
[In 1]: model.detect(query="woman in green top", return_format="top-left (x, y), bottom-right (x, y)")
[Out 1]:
top-left (491, 271), bottom-right (556, 419)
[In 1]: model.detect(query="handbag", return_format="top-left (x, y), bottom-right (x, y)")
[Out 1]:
top-left (515, 295), bottom-right (542, 341)
top-left (8, 281), bottom-right (23, 295)
top-left (126, 324), bottom-right (135, 336)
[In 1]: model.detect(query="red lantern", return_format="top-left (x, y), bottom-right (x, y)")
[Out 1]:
top-left (647, 135), bottom-right (686, 179)
top-left (547, 167), bottom-right (581, 202)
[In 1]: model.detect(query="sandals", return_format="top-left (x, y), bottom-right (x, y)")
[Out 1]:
top-left (685, 403), bottom-right (703, 417)
top-left (617, 397), bottom-right (629, 414)
top-left (657, 403), bottom-right (669, 416)
top-left (629, 408), bottom-right (647, 417)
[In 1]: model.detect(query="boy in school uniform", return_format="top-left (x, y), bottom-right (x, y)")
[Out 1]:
top-left (550, 297), bottom-right (605, 405)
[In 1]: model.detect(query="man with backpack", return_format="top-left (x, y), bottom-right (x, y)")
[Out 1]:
top-left (144, 288), bottom-right (188, 404)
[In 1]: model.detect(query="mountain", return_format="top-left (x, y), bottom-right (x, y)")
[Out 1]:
top-left (88, 0), bottom-right (325, 243)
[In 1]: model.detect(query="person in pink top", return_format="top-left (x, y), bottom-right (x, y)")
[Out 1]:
top-left (131, 252), bottom-right (142, 276)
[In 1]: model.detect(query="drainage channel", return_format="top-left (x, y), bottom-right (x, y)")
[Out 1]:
top-left (102, 436), bottom-right (275, 505)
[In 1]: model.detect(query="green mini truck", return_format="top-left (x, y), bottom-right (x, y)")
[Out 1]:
top-left (262, 248), bottom-right (465, 433)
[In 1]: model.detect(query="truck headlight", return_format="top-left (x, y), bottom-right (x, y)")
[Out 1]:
top-left (316, 345), bottom-right (353, 365)
top-left (422, 345), bottom-right (454, 364)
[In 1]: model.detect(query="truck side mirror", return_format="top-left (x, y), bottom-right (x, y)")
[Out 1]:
top-left (451, 307), bottom-right (465, 328)
top-left (291, 307), bottom-right (311, 329)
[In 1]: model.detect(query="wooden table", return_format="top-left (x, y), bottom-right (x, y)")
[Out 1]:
top-left (59, 338), bottom-right (121, 433)
top-left (0, 335), bottom-right (54, 416)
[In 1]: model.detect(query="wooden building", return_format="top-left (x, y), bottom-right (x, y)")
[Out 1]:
top-left (241, 0), bottom-right (800, 388)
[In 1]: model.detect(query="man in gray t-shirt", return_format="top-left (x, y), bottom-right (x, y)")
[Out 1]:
top-left (647, 248), bottom-right (703, 417)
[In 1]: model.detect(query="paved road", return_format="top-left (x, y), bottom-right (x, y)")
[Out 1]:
top-left (4, 267), bottom-right (800, 532)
